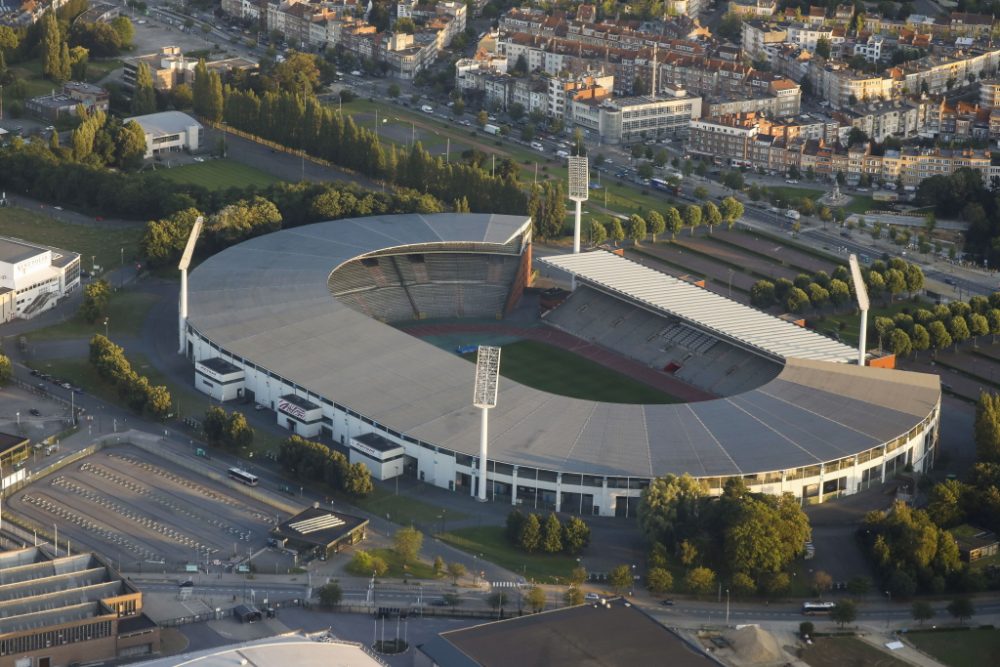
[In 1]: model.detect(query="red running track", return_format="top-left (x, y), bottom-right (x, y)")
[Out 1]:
top-left (400, 322), bottom-right (716, 403)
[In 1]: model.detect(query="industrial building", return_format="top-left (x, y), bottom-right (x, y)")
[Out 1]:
top-left (0, 547), bottom-right (159, 667)
top-left (0, 236), bottom-right (81, 323)
top-left (124, 111), bottom-right (202, 159)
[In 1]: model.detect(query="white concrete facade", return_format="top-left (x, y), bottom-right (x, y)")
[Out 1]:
top-left (184, 328), bottom-right (940, 515)
top-left (0, 237), bottom-right (80, 323)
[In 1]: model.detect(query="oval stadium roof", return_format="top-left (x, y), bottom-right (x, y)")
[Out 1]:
top-left (186, 214), bottom-right (940, 479)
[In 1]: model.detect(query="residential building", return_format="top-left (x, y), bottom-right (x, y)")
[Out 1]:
top-left (0, 546), bottom-right (159, 667)
top-left (835, 99), bottom-right (925, 142)
top-left (787, 23), bottom-right (834, 52)
top-left (854, 35), bottom-right (884, 63)
top-left (25, 81), bottom-right (109, 121)
top-left (741, 21), bottom-right (788, 59)
top-left (570, 87), bottom-right (701, 144)
top-left (979, 79), bottom-right (1000, 108)
top-left (728, 0), bottom-right (776, 18)
top-left (220, 0), bottom-right (260, 21)
top-left (125, 111), bottom-right (202, 159)
top-left (122, 47), bottom-right (257, 92)
top-left (0, 236), bottom-right (80, 322)
top-left (688, 113), bottom-right (761, 161)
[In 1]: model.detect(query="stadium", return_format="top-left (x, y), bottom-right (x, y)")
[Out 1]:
top-left (183, 213), bottom-right (940, 517)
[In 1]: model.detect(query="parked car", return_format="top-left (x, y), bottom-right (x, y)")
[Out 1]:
top-left (29, 408), bottom-right (41, 417)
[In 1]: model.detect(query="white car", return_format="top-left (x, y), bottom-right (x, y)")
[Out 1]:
top-left (193, 157), bottom-right (205, 163)
top-left (584, 593), bottom-right (603, 602)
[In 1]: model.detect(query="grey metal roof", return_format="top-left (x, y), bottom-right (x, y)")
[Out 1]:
top-left (186, 214), bottom-right (941, 479)
top-left (124, 110), bottom-right (202, 136)
top-left (0, 237), bottom-right (45, 264)
top-left (541, 250), bottom-right (858, 363)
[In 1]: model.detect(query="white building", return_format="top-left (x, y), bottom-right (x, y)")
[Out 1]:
top-left (194, 357), bottom-right (246, 402)
top-left (854, 35), bottom-right (884, 63)
top-left (0, 237), bottom-right (81, 323)
top-left (571, 87), bottom-right (702, 144)
top-left (349, 433), bottom-right (405, 480)
top-left (125, 111), bottom-right (203, 159)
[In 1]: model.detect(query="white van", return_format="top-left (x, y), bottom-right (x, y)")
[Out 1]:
top-left (530, 141), bottom-right (544, 151)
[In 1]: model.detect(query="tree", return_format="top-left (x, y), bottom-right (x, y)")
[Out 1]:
top-left (813, 570), bottom-right (833, 598)
top-left (889, 329), bottom-right (912, 357)
top-left (815, 36), bottom-right (831, 59)
top-left (433, 555), bottom-right (446, 578)
top-left (831, 600), bottom-right (857, 628)
top-left (131, 61), bottom-right (157, 115)
top-left (202, 406), bottom-right (228, 447)
top-left (41, 11), bottom-right (65, 82)
top-left (947, 597), bottom-right (975, 625)
top-left (685, 567), bottom-right (716, 596)
top-left (627, 214), bottom-right (647, 245)
top-left (387, 83), bottom-right (400, 98)
top-left (393, 526), bottom-right (423, 567)
top-left (638, 474), bottom-right (707, 548)
top-left (928, 320), bottom-right (951, 356)
top-left (562, 516), bottom-right (591, 556)
top-left (912, 324), bottom-right (930, 358)
top-left (542, 513), bottom-right (563, 553)
top-left (799, 621), bottom-right (814, 638)
top-left (702, 202), bottom-right (722, 233)
top-left (731, 572), bottom-right (756, 597)
top-left (609, 564), bottom-right (634, 595)
top-left (564, 585), bottom-right (585, 606)
top-left (609, 217), bottom-right (625, 245)
top-left (719, 197), bottom-right (743, 228)
top-left (949, 315), bottom-right (970, 351)
top-left (526, 586), bottom-right (546, 613)
top-left (664, 207), bottom-right (683, 239)
top-left (679, 540), bottom-right (698, 567)
top-left (928, 479), bottom-right (968, 527)
top-left (749, 280), bottom-right (775, 308)
top-left (647, 210), bottom-right (666, 242)
top-left (224, 411), bottom-right (253, 450)
top-left (586, 218), bottom-right (608, 246)
top-left (847, 576), bottom-right (871, 598)
top-left (969, 313), bottom-right (989, 346)
top-left (447, 561), bottom-right (467, 585)
top-left (693, 185), bottom-right (709, 200)
top-left (318, 581), bottom-right (343, 607)
top-left (0, 354), bottom-right (11, 385)
top-left (647, 567), bottom-right (673, 594)
top-left (912, 600), bottom-right (934, 626)
top-left (395, 16), bottom-right (416, 33)
top-left (786, 287), bottom-right (810, 313)
top-left (347, 550), bottom-right (388, 577)
top-left (81, 279), bottom-right (111, 323)
top-left (519, 513), bottom-right (542, 552)
top-left (682, 204), bottom-right (702, 236)
top-left (110, 16), bottom-right (135, 48)
top-left (975, 393), bottom-right (1000, 464)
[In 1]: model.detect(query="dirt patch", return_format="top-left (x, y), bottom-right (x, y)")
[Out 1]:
top-left (725, 625), bottom-right (784, 664)
top-left (801, 636), bottom-right (911, 667)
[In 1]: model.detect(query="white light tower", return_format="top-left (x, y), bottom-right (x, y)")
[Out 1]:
top-left (178, 217), bottom-right (204, 354)
top-left (567, 155), bottom-right (589, 290)
top-left (472, 345), bottom-right (501, 502)
top-left (849, 253), bottom-right (870, 366)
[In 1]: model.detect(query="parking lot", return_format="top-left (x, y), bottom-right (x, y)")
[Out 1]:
top-left (0, 381), bottom-right (75, 445)
top-left (8, 445), bottom-right (287, 570)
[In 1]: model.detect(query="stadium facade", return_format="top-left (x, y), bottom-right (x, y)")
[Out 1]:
top-left (183, 214), bottom-right (940, 517)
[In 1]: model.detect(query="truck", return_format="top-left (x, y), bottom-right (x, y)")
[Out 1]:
top-left (785, 209), bottom-right (800, 221)
top-left (483, 123), bottom-right (501, 135)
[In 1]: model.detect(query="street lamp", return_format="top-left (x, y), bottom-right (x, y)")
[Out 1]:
top-left (103, 317), bottom-right (109, 339)
top-left (885, 590), bottom-right (892, 630)
top-left (725, 588), bottom-right (730, 626)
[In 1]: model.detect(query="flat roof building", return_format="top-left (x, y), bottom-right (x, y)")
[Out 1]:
top-left (135, 634), bottom-right (383, 666)
top-left (271, 505), bottom-right (368, 559)
top-left (124, 111), bottom-right (202, 159)
top-left (0, 547), bottom-right (159, 667)
top-left (0, 236), bottom-right (81, 323)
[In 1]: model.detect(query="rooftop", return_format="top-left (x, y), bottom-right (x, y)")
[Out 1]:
top-left (125, 111), bottom-right (202, 136)
top-left (421, 598), bottom-right (716, 667)
top-left (0, 237), bottom-right (46, 265)
top-left (187, 215), bottom-right (940, 478)
top-left (134, 635), bottom-right (383, 666)
top-left (273, 506), bottom-right (368, 548)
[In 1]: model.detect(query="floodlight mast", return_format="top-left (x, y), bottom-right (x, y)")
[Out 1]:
top-left (472, 346), bottom-right (501, 502)
top-left (178, 217), bottom-right (205, 354)
top-left (849, 254), bottom-right (870, 366)
top-left (567, 156), bottom-right (589, 290)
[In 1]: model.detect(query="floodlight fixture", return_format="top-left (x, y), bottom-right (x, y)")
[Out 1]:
top-left (567, 156), bottom-right (589, 290)
top-left (473, 345), bottom-right (501, 501)
top-left (849, 254), bottom-right (870, 366)
top-left (178, 217), bottom-right (204, 354)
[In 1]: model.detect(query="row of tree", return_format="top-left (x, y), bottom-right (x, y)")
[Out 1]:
top-left (211, 84), bottom-right (526, 214)
top-left (138, 182), bottom-right (442, 267)
top-left (66, 106), bottom-right (147, 171)
top-left (638, 475), bottom-right (811, 594)
top-left (88, 335), bottom-right (172, 419)
top-left (751, 258), bottom-right (925, 314)
top-left (916, 168), bottom-right (1000, 267)
top-left (584, 198), bottom-right (744, 248)
top-left (504, 510), bottom-right (591, 556)
top-left (277, 434), bottom-right (374, 499)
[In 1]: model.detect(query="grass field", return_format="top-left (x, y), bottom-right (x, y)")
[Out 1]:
top-left (438, 526), bottom-right (578, 583)
top-left (0, 208), bottom-right (143, 274)
top-left (26, 290), bottom-right (159, 341)
top-left (907, 629), bottom-right (1000, 667)
top-left (462, 340), bottom-right (678, 404)
top-left (801, 637), bottom-right (911, 667)
top-left (765, 186), bottom-right (826, 203)
top-left (356, 487), bottom-right (468, 528)
top-left (155, 159), bottom-right (280, 190)
top-left (368, 547), bottom-right (437, 580)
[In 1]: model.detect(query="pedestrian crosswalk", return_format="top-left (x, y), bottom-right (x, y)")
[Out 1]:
top-left (490, 581), bottom-right (524, 589)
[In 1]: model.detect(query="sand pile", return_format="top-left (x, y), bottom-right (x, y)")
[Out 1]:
top-left (723, 625), bottom-right (783, 664)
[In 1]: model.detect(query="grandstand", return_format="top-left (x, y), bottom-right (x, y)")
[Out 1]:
top-left (185, 214), bottom-right (942, 517)
top-left (329, 252), bottom-right (523, 322)
top-left (544, 286), bottom-right (781, 397)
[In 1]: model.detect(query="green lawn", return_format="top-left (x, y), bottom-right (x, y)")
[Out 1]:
top-left (357, 486), bottom-right (468, 527)
top-left (438, 526), bottom-right (578, 584)
top-left (26, 290), bottom-right (159, 342)
top-left (368, 547), bottom-right (437, 579)
top-left (462, 340), bottom-right (679, 404)
top-left (31, 353), bottom-right (210, 423)
top-left (765, 186), bottom-right (826, 203)
top-left (155, 159), bottom-right (280, 190)
top-left (907, 629), bottom-right (1000, 667)
top-left (844, 195), bottom-right (876, 215)
top-left (0, 208), bottom-right (143, 275)
top-left (801, 637), bottom-right (910, 667)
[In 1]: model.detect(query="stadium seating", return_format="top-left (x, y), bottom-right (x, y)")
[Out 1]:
top-left (545, 286), bottom-right (781, 397)
top-left (328, 252), bottom-right (521, 323)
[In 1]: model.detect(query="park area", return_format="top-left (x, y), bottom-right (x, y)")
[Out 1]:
top-left (461, 339), bottom-right (679, 404)
top-left (153, 159), bottom-right (281, 190)
top-left (801, 637), bottom-right (911, 667)
top-left (439, 526), bottom-right (578, 583)
top-left (906, 628), bottom-right (1000, 666)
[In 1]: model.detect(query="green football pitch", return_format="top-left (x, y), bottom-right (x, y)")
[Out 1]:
top-left (154, 159), bottom-right (280, 190)
top-left (464, 340), bottom-right (679, 404)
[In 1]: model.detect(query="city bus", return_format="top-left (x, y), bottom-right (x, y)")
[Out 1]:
top-left (801, 601), bottom-right (836, 615)
top-left (228, 467), bottom-right (259, 486)
top-left (650, 178), bottom-right (681, 195)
